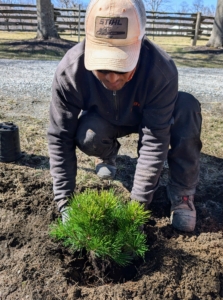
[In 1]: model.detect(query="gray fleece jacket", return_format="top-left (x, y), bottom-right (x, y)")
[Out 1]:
top-left (47, 36), bottom-right (178, 210)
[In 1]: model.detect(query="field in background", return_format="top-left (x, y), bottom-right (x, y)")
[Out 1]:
top-left (0, 31), bottom-right (222, 68)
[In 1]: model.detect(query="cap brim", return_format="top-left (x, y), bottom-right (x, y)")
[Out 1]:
top-left (84, 38), bottom-right (141, 72)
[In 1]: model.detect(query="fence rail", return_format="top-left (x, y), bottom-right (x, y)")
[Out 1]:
top-left (0, 3), bottom-right (214, 45)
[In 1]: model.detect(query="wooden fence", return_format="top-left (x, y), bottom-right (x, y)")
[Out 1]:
top-left (0, 3), bottom-right (214, 45)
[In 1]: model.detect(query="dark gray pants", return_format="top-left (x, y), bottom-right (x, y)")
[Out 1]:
top-left (75, 92), bottom-right (202, 197)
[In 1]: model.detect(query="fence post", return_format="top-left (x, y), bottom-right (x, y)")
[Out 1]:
top-left (191, 12), bottom-right (201, 46)
top-left (78, 4), bottom-right (81, 42)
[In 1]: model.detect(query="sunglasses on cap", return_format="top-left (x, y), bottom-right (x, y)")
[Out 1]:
top-left (97, 70), bottom-right (129, 75)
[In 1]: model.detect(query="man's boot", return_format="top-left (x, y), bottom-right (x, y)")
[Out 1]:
top-left (167, 186), bottom-right (196, 232)
top-left (95, 155), bottom-right (117, 179)
top-left (95, 142), bottom-right (120, 180)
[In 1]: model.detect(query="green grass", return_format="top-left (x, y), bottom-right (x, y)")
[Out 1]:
top-left (0, 31), bottom-right (222, 67)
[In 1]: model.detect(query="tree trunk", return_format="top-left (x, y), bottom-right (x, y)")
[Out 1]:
top-left (36, 0), bottom-right (59, 40)
top-left (206, 0), bottom-right (223, 47)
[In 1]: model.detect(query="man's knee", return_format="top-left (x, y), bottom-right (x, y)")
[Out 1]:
top-left (75, 112), bottom-right (116, 157)
top-left (75, 128), bottom-right (98, 155)
top-left (171, 92), bottom-right (202, 141)
top-left (174, 92), bottom-right (202, 127)
top-left (176, 91), bottom-right (201, 113)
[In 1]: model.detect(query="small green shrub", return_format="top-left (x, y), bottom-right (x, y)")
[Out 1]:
top-left (49, 189), bottom-right (150, 266)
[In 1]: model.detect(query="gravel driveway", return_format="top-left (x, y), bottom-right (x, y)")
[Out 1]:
top-left (0, 59), bottom-right (222, 119)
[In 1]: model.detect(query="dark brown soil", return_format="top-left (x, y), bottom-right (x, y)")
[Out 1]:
top-left (0, 146), bottom-right (223, 299)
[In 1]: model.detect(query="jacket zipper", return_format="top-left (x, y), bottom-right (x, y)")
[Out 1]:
top-left (113, 91), bottom-right (119, 120)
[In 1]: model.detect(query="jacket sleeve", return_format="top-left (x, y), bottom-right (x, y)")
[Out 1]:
top-left (131, 75), bottom-right (178, 204)
top-left (47, 72), bottom-right (81, 211)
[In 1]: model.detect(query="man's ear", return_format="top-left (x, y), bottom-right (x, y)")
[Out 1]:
top-left (127, 67), bottom-right (136, 82)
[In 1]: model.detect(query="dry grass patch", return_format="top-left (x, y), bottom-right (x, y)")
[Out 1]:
top-left (201, 110), bottom-right (223, 158)
top-left (0, 115), bottom-right (49, 171)
top-left (0, 31), bottom-right (36, 40)
top-left (150, 36), bottom-right (208, 50)
top-left (198, 107), bottom-right (223, 198)
top-left (1, 107), bottom-right (222, 185)
top-left (152, 36), bottom-right (223, 68)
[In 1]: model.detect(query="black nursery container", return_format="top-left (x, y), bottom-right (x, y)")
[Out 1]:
top-left (0, 122), bottom-right (22, 162)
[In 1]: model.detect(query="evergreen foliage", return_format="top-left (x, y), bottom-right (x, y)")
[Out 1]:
top-left (50, 189), bottom-right (150, 266)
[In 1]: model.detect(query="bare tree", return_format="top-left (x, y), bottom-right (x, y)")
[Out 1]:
top-left (206, 0), bottom-right (223, 47)
top-left (178, 0), bottom-right (215, 15)
top-left (58, 0), bottom-right (73, 8)
top-left (54, 0), bottom-right (84, 9)
top-left (191, 0), bottom-right (215, 16)
top-left (178, 1), bottom-right (191, 13)
top-left (207, 5), bottom-right (216, 16)
top-left (36, 0), bottom-right (59, 39)
top-left (192, 0), bottom-right (204, 12)
top-left (144, 0), bottom-right (170, 12)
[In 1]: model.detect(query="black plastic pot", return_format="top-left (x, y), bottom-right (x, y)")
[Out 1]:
top-left (0, 122), bottom-right (22, 162)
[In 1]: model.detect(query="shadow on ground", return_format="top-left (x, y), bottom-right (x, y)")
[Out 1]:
top-left (0, 38), bottom-right (76, 59)
top-left (16, 152), bottom-right (49, 169)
